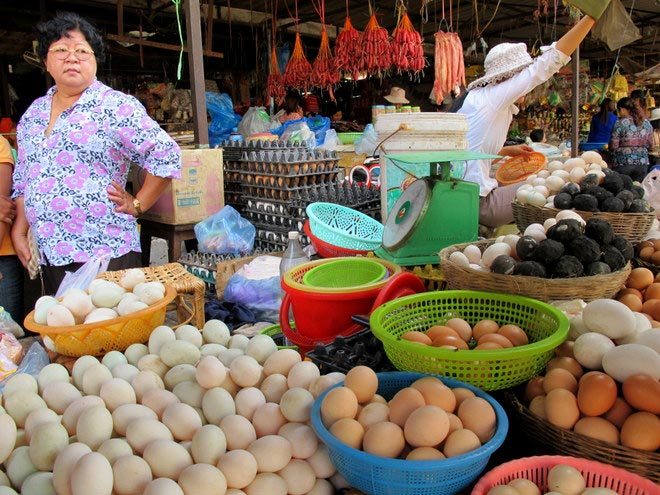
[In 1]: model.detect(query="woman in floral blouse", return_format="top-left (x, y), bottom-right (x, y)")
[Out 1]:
top-left (12, 12), bottom-right (181, 294)
top-left (609, 97), bottom-right (653, 182)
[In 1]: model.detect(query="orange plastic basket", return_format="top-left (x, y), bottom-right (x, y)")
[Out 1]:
top-left (495, 152), bottom-right (547, 186)
top-left (24, 286), bottom-right (177, 357)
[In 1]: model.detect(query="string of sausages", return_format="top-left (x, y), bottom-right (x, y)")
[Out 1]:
top-left (283, 32), bottom-right (313, 90)
top-left (334, 16), bottom-right (361, 81)
top-left (311, 29), bottom-right (340, 91)
top-left (358, 13), bottom-right (392, 76)
top-left (391, 11), bottom-right (425, 75)
top-left (266, 46), bottom-right (286, 102)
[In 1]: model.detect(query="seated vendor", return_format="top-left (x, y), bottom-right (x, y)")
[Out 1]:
top-left (279, 90), bottom-right (304, 124)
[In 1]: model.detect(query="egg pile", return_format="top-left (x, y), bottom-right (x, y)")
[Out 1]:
top-left (635, 239), bottom-right (660, 266)
top-left (33, 269), bottom-right (167, 330)
top-left (449, 214), bottom-right (633, 279)
top-left (515, 151), bottom-right (650, 214)
top-left (617, 267), bottom-right (660, 323)
top-left (525, 298), bottom-right (660, 452)
top-left (321, 368), bottom-right (497, 460)
top-left (487, 464), bottom-right (617, 495)
top-left (399, 318), bottom-right (529, 351)
top-left (0, 321), bottom-right (349, 495)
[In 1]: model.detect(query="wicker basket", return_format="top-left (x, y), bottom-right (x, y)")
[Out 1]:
top-left (511, 202), bottom-right (655, 244)
top-left (24, 286), bottom-right (177, 357)
top-left (99, 263), bottom-right (206, 329)
top-left (405, 265), bottom-right (446, 291)
top-left (505, 391), bottom-right (660, 483)
top-left (495, 153), bottom-right (547, 186)
top-left (440, 241), bottom-right (631, 302)
top-left (632, 257), bottom-right (660, 275)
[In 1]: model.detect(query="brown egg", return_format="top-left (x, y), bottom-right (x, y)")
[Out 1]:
top-left (478, 333), bottom-right (514, 348)
top-left (554, 341), bottom-right (575, 359)
top-left (646, 283), bottom-right (660, 301)
top-left (411, 377), bottom-right (456, 413)
top-left (618, 288), bottom-right (644, 301)
top-left (370, 394), bottom-right (387, 405)
top-left (653, 239), bottom-right (660, 250)
top-left (652, 251), bottom-right (660, 266)
top-left (642, 299), bottom-right (660, 321)
top-left (622, 374), bottom-right (660, 414)
top-left (653, 320), bottom-right (660, 328)
top-left (546, 357), bottom-right (584, 380)
top-left (321, 387), bottom-right (359, 427)
top-left (627, 268), bottom-right (655, 290)
top-left (525, 377), bottom-right (545, 401)
top-left (447, 413), bottom-right (463, 434)
top-left (403, 406), bottom-right (450, 447)
top-left (474, 342), bottom-right (503, 350)
top-left (452, 388), bottom-right (476, 408)
top-left (362, 422), bottom-right (406, 458)
top-left (574, 417), bottom-right (619, 444)
top-left (388, 388), bottom-right (425, 427)
top-left (473, 320), bottom-right (499, 340)
top-left (445, 318), bottom-right (473, 342)
top-left (577, 372), bottom-right (617, 416)
top-left (529, 396), bottom-right (546, 419)
top-left (344, 366), bottom-right (378, 404)
top-left (603, 398), bottom-right (633, 429)
top-left (620, 412), bottom-right (660, 451)
top-left (639, 246), bottom-right (655, 261)
top-left (432, 334), bottom-right (469, 350)
top-left (545, 389), bottom-right (580, 430)
top-left (357, 403), bottom-right (390, 431)
top-left (406, 447), bottom-right (445, 460)
top-left (401, 332), bottom-right (432, 345)
top-left (438, 346), bottom-right (459, 350)
top-left (543, 368), bottom-right (578, 395)
top-left (656, 272), bottom-right (660, 283)
top-left (442, 428), bottom-right (481, 458)
top-left (619, 294), bottom-right (643, 312)
top-left (457, 397), bottom-right (496, 443)
top-left (497, 325), bottom-right (529, 347)
top-left (427, 326), bottom-right (460, 341)
top-left (329, 418), bottom-right (364, 449)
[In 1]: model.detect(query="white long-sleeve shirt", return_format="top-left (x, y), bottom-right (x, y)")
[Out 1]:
top-left (458, 44), bottom-right (571, 196)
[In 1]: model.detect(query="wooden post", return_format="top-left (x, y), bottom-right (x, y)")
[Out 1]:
top-left (117, 0), bottom-right (124, 36)
top-left (184, 0), bottom-right (209, 146)
top-left (0, 57), bottom-right (10, 116)
top-left (571, 46), bottom-right (580, 158)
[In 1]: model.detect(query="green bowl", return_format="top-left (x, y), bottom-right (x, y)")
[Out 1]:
top-left (337, 132), bottom-right (363, 145)
top-left (302, 258), bottom-right (387, 289)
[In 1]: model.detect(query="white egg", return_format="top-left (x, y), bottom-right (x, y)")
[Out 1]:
top-left (519, 184), bottom-right (534, 191)
top-left (552, 170), bottom-right (570, 180)
top-left (448, 251), bottom-right (470, 268)
top-left (481, 242), bottom-right (512, 268)
top-left (569, 167), bottom-right (586, 183)
top-left (462, 245), bottom-right (482, 264)
top-left (532, 178), bottom-right (546, 187)
top-left (516, 188), bottom-right (530, 205)
top-left (548, 161), bottom-right (563, 172)
top-left (525, 174), bottom-right (538, 184)
top-left (524, 224), bottom-right (547, 242)
top-left (533, 185), bottom-right (549, 197)
top-left (556, 210), bottom-right (586, 225)
top-left (543, 218), bottom-right (557, 231)
top-left (527, 192), bottom-right (547, 207)
top-left (545, 176), bottom-right (565, 192)
top-left (588, 163), bottom-right (602, 172)
top-left (564, 157), bottom-right (587, 171)
top-left (537, 170), bottom-right (550, 179)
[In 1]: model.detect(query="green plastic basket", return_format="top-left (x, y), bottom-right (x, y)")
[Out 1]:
top-left (302, 258), bottom-right (387, 288)
top-left (369, 290), bottom-right (570, 391)
top-left (337, 132), bottom-right (363, 145)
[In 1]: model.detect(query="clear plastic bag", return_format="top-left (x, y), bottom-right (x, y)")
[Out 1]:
top-left (206, 92), bottom-right (242, 146)
top-left (642, 169), bottom-right (660, 215)
top-left (0, 308), bottom-right (24, 338)
top-left (592, 0), bottom-right (641, 51)
top-left (280, 122), bottom-right (316, 147)
top-left (238, 107), bottom-right (271, 138)
top-left (194, 205), bottom-right (256, 255)
top-left (355, 124), bottom-right (379, 155)
top-left (319, 129), bottom-right (340, 150)
top-left (0, 342), bottom-right (49, 393)
top-left (56, 257), bottom-right (110, 298)
top-left (271, 116), bottom-right (331, 147)
top-left (224, 274), bottom-right (282, 322)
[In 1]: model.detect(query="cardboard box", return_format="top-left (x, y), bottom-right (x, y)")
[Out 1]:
top-left (137, 148), bottom-right (225, 225)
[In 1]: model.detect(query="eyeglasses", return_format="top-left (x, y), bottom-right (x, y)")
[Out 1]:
top-left (48, 46), bottom-right (95, 61)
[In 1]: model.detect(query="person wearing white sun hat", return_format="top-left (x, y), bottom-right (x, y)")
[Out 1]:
top-left (383, 87), bottom-right (409, 109)
top-left (457, 14), bottom-right (599, 228)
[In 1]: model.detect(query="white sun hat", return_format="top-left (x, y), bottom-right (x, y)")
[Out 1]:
top-left (467, 42), bottom-right (534, 91)
top-left (384, 87), bottom-right (410, 104)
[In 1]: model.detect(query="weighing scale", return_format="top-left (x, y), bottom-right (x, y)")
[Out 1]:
top-left (375, 151), bottom-right (501, 266)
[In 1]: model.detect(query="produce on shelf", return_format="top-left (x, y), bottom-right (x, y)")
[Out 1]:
top-left (399, 318), bottom-right (529, 351)
top-left (333, 17), bottom-right (361, 80)
top-left (450, 214), bottom-right (633, 278)
top-left (433, 32), bottom-right (466, 104)
top-left (390, 10), bottom-right (425, 75)
top-left (486, 464), bottom-right (617, 495)
top-left (283, 33), bottom-right (313, 90)
top-left (515, 151), bottom-right (650, 214)
top-left (523, 296), bottom-right (660, 451)
top-left (0, 322), bottom-right (347, 495)
top-left (358, 14), bottom-right (392, 76)
top-left (321, 369), bottom-right (497, 459)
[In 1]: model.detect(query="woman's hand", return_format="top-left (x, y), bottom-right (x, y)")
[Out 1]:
top-left (501, 144), bottom-right (534, 157)
top-left (11, 227), bottom-right (30, 268)
top-left (107, 181), bottom-right (138, 217)
top-left (0, 196), bottom-right (16, 224)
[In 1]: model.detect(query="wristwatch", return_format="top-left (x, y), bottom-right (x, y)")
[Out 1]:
top-left (132, 198), bottom-right (143, 216)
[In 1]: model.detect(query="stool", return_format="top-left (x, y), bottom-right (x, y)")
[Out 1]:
top-left (138, 218), bottom-right (197, 264)
top-left (99, 263), bottom-right (206, 329)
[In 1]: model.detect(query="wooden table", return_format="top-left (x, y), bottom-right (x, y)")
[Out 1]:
top-left (138, 218), bottom-right (197, 265)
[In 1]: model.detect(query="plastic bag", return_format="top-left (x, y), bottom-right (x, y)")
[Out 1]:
top-left (223, 256), bottom-right (282, 322)
top-left (238, 107), bottom-right (271, 138)
top-left (319, 129), bottom-right (340, 150)
top-left (194, 205), bottom-right (255, 255)
top-left (0, 308), bottom-right (23, 338)
top-left (592, 0), bottom-right (641, 51)
top-left (206, 92), bottom-right (242, 146)
top-left (0, 330), bottom-right (22, 365)
top-left (0, 342), bottom-right (49, 393)
top-left (642, 170), bottom-right (660, 215)
top-left (355, 124), bottom-right (379, 155)
top-left (271, 116), bottom-right (331, 147)
top-left (56, 257), bottom-right (110, 298)
top-left (280, 122), bottom-right (316, 148)
top-left (565, 0), bottom-right (612, 19)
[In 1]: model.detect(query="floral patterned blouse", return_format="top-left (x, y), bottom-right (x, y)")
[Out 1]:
top-left (609, 117), bottom-right (653, 169)
top-left (13, 80), bottom-right (181, 266)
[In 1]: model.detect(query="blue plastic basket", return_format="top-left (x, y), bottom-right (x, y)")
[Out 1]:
top-left (306, 202), bottom-right (384, 251)
top-left (310, 372), bottom-right (509, 495)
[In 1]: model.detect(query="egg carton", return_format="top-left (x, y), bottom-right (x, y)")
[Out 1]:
top-left (244, 212), bottom-right (304, 232)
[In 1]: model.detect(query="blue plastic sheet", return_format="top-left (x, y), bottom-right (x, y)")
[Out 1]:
top-left (271, 116), bottom-right (331, 147)
top-left (206, 92), bottom-right (242, 146)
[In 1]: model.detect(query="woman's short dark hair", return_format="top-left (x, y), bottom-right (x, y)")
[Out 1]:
top-left (530, 129), bottom-right (545, 143)
top-left (36, 12), bottom-right (106, 64)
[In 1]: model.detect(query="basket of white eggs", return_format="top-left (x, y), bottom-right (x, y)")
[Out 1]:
top-left (512, 151), bottom-right (654, 244)
top-left (24, 269), bottom-right (177, 357)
